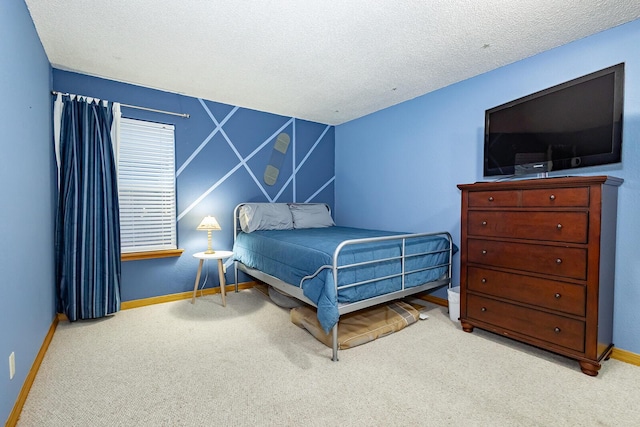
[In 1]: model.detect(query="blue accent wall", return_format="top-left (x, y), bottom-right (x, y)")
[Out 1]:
top-left (0, 1), bottom-right (55, 423)
top-left (52, 70), bottom-right (335, 302)
top-left (335, 19), bottom-right (640, 354)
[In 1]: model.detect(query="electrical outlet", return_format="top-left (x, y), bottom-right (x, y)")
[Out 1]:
top-left (9, 352), bottom-right (15, 380)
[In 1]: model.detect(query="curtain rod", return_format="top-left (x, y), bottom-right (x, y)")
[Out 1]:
top-left (51, 91), bottom-right (190, 119)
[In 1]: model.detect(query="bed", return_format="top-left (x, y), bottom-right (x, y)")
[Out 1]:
top-left (232, 203), bottom-right (456, 361)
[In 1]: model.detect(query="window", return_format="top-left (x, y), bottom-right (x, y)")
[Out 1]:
top-left (118, 118), bottom-right (177, 254)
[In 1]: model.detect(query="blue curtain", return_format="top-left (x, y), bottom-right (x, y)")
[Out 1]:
top-left (55, 96), bottom-right (121, 321)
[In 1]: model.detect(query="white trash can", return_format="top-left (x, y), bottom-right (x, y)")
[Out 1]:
top-left (447, 286), bottom-right (460, 322)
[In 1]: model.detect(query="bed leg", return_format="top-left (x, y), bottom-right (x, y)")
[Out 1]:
top-left (234, 261), bottom-right (238, 293)
top-left (332, 324), bottom-right (339, 361)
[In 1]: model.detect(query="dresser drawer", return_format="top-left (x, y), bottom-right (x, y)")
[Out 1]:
top-left (467, 211), bottom-right (588, 243)
top-left (467, 239), bottom-right (587, 280)
top-left (467, 187), bottom-right (590, 208)
top-left (521, 187), bottom-right (589, 207)
top-left (466, 294), bottom-right (585, 352)
top-left (467, 267), bottom-right (586, 316)
top-left (468, 190), bottom-right (518, 207)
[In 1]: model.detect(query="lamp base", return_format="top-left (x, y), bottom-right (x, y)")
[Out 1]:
top-left (205, 230), bottom-right (216, 254)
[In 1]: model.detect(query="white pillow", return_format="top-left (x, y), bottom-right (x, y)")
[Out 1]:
top-left (239, 203), bottom-right (294, 233)
top-left (289, 203), bottom-right (335, 229)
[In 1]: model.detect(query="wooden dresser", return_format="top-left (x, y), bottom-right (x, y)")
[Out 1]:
top-left (457, 175), bottom-right (622, 376)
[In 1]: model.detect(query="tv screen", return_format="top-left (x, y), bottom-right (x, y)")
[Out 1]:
top-left (484, 63), bottom-right (624, 177)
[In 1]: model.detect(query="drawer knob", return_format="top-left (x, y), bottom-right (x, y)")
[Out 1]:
top-left (481, 307), bottom-right (487, 312)
top-left (554, 327), bottom-right (561, 333)
top-left (557, 223), bottom-right (562, 229)
top-left (488, 196), bottom-right (494, 202)
top-left (482, 250), bottom-right (487, 255)
top-left (554, 293), bottom-right (561, 299)
top-left (549, 194), bottom-right (556, 201)
top-left (482, 221), bottom-right (487, 226)
top-left (481, 278), bottom-right (487, 284)
top-left (556, 258), bottom-right (562, 264)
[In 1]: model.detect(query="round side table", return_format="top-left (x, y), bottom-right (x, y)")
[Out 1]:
top-left (192, 250), bottom-right (234, 306)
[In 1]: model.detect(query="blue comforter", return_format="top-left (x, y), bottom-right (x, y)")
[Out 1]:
top-left (233, 226), bottom-right (455, 332)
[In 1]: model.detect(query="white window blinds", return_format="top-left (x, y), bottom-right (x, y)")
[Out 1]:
top-left (118, 118), bottom-right (177, 253)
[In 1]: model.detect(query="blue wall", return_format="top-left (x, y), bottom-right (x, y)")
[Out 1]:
top-left (0, 1), bottom-right (55, 423)
top-left (4, 5), bottom-right (639, 422)
top-left (336, 19), bottom-right (640, 354)
top-left (53, 70), bottom-right (335, 302)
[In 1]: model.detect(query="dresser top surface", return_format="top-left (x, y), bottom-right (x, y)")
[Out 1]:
top-left (458, 175), bottom-right (623, 191)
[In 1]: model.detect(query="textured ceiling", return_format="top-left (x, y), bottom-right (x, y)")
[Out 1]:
top-left (25, 0), bottom-right (640, 125)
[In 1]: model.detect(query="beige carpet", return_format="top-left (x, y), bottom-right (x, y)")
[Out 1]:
top-left (18, 288), bottom-right (640, 426)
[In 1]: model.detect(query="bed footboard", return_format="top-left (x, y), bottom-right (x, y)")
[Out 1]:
top-left (232, 203), bottom-right (455, 361)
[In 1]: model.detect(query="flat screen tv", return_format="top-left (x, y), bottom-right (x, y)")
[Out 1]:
top-left (484, 63), bottom-right (624, 177)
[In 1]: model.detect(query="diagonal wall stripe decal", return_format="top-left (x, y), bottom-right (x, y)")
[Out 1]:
top-left (201, 98), bottom-right (295, 202)
top-left (274, 124), bottom-right (331, 202)
top-left (176, 127), bottom-right (216, 177)
top-left (177, 107), bottom-right (331, 221)
top-left (233, 118), bottom-right (295, 202)
top-left (296, 125), bottom-right (330, 174)
top-left (176, 102), bottom-right (238, 176)
top-left (305, 176), bottom-right (335, 203)
top-left (177, 161), bottom-right (244, 221)
top-left (292, 119), bottom-right (297, 202)
top-left (177, 118), bottom-right (295, 220)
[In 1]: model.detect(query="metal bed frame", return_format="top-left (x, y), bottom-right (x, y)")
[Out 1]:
top-left (232, 203), bottom-right (454, 361)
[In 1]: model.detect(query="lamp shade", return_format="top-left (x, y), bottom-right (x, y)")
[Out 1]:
top-left (197, 216), bottom-right (221, 231)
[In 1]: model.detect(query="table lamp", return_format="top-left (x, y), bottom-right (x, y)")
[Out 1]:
top-left (197, 216), bottom-right (221, 254)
